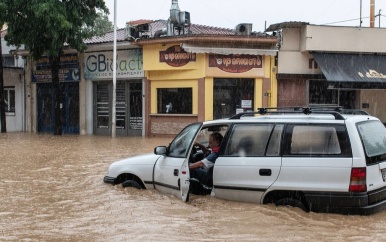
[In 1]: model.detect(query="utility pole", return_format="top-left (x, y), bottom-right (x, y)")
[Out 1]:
top-left (360, 0), bottom-right (362, 27)
top-left (112, 0), bottom-right (117, 137)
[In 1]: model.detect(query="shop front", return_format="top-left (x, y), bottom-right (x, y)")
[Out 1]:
top-left (84, 49), bottom-right (144, 136)
top-left (32, 54), bottom-right (80, 134)
top-left (141, 42), bottom-right (278, 137)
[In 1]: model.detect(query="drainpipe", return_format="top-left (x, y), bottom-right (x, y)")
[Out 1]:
top-left (370, 0), bottom-right (375, 28)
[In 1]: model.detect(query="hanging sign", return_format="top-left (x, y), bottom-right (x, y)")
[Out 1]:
top-left (209, 54), bottom-right (262, 73)
top-left (159, 45), bottom-right (196, 67)
top-left (32, 68), bottom-right (80, 82)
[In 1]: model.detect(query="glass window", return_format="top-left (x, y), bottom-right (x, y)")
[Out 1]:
top-left (266, 124), bottom-right (284, 156)
top-left (357, 120), bottom-right (386, 163)
top-left (96, 82), bottom-right (109, 128)
top-left (157, 88), bottom-right (192, 114)
top-left (2, 56), bottom-right (15, 67)
top-left (213, 78), bottom-right (254, 119)
top-left (168, 122), bottom-right (201, 158)
top-left (289, 125), bottom-right (341, 155)
top-left (309, 80), bottom-right (356, 109)
top-left (224, 124), bottom-right (274, 157)
top-left (4, 86), bottom-right (15, 113)
top-left (195, 125), bottom-right (229, 148)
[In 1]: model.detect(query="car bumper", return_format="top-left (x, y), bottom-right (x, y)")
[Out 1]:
top-left (103, 176), bottom-right (116, 185)
top-left (305, 189), bottom-right (386, 215)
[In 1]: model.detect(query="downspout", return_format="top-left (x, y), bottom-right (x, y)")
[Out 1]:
top-left (370, 0), bottom-right (375, 28)
top-left (23, 59), bottom-right (26, 132)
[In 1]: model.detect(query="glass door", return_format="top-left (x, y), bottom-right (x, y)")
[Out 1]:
top-left (213, 78), bottom-right (254, 119)
top-left (94, 81), bottom-right (143, 136)
top-left (128, 82), bottom-right (143, 136)
top-left (94, 81), bottom-right (111, 135)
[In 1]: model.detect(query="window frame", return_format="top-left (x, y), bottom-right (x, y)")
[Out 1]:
top-left (157, 87), bottom-right (192, 114)
top-left (356, 120), bottom-right (386, 165)
top-left (282, 123), bottom-right (352, 157)
top-left (3, 86), bottom-right (16, 115)
top-left (222, 123), bottom-right (282, 157)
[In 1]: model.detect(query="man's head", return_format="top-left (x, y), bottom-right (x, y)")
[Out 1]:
top-left (209, 132), bottom-right (223, 149)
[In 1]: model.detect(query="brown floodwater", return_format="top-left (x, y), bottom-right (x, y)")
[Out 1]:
top-left (1, 133), bottom-right (386, 241)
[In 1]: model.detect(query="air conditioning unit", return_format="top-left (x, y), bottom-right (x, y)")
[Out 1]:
top-left (179, 11), bottom-right (191, 26)
top-left (137, 23), bottom-right (150, 32)
top-left (234, 23), bottom-right (252, 36)
top-left (124, 23), bottom-right (139, 40)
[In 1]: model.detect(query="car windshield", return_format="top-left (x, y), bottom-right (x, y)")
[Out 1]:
top-left (168, 122), bottom-right (202, 158)
top-left (357, 120), bottom-right (386, 159)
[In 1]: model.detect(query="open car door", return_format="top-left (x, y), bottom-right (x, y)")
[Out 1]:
top-left (153, 122), bottom-right (202, 202)
top-left (180, 158), bottom-right (190, 202)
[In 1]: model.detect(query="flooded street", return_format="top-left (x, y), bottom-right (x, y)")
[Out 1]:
top-left (1, 133), bottom-right (386, 241)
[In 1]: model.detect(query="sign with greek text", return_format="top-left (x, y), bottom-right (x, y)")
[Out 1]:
top-left (36, 54), bottom-right (79, 67)
top-left (209, 54), bottom-right (262, 73)
top-left (84, 49), bottom-right (143, 80)
top-left (160, 45), bottom-right (196, 67)
top-left (32, 68), bottom-right (80, 82)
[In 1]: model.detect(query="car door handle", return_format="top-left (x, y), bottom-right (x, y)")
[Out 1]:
top-left (259, 169), bottom-right (272, 176)
top-left (174, 169), bottom-right (179, 176)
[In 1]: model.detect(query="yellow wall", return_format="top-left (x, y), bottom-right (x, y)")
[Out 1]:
top-left (204, 77), bottom-right (213, 120)
top-left (143, 44), bottom-right (205, 78)
top-left (269, 56), bottom-right (278, 107)
top-left (255, 78), bottom-right (263, 109)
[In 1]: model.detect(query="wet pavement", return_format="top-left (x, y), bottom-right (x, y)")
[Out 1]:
top-left (1, 132), bottom-right (386, 241)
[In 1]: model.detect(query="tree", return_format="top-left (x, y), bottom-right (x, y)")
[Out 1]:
top-left (0, 1), bottom-right (7, 132)
top-left (84, 12), bottom-right (114, 37)
top-left (5, 0), bottom-right (109, 135)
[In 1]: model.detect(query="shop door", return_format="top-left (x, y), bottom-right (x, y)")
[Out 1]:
top-left (213, 78), bottom-right (254, 119)
top-left (94, 81), bottom-right (143, 136)
top-left (127, 82), bottom-right (143, 136)
top-left (37, 82), bottom-right (80, 134)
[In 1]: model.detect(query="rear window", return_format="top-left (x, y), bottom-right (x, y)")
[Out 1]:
top-left (357, 120), bottom-right (386, 163)
top-left (283, 124), bottom-right (352, 157)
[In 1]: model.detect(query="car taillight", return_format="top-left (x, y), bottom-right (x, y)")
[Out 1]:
top-left (349, 167), bottom-right (367, 192)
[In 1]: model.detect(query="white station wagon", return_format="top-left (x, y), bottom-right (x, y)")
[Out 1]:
top-left (104, 107), bottom-right (386, 215)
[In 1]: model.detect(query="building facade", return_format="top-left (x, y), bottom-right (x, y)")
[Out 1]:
top-left (138, 38), bottom-right (278, 137)
top-left (266, 22), bottom-right (386, 123)
top-left (1, 28), bottom-right (25, 132)
top-left (22, 20), bottom-right (278, 137)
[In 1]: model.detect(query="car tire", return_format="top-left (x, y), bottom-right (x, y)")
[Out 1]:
top-left (122, 180), bottom-right (142, 189)
top-left (275, 197), bottom-right (307, 212)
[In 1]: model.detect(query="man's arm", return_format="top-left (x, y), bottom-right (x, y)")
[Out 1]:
top-left (189, 161), bottom-right (204, 169)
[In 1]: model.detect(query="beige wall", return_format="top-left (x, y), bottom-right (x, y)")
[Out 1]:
top-left (301, 25), bottom-right (386, 53)
top-left (3, 68), bottom-right (24, 132)
top-left (360, 90), bottom-right (386, 123)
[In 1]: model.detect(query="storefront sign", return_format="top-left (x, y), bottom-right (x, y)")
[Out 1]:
top-left (36, 54), bottom-right (79, 67)
top-left (159, 45), bottom-right (196, 67)
top-left (241, 100), bottom-right (252, 108)
top-left (209, 54), bottom-right (262, 73)
top-left (130, 117), bottom-right (143, 130)
top-left (32, 68), bottom-right (80, 82)
top-left (84, 49), bottom-right (143, 80)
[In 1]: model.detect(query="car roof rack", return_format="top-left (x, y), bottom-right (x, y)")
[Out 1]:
top-left (229, 106), bottom-right (353, 120)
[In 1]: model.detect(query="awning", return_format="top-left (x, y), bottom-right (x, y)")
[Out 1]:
top-left (312, 52), bottom-right (386, 83)
top-left (181, 44), bottom-right (278, 56)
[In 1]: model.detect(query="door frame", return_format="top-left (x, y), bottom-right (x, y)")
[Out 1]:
top-left (93, 80), bottom-right (143, 136)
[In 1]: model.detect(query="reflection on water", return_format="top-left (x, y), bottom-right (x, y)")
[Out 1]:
top-left (1, 133), bottom-right (386, 241)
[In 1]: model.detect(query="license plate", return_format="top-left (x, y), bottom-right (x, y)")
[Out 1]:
top-left (382, 169), bottom-right (386, 182)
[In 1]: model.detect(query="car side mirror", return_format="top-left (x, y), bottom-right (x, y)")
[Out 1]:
top-left (154, 146), bottom-right (167, 155)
